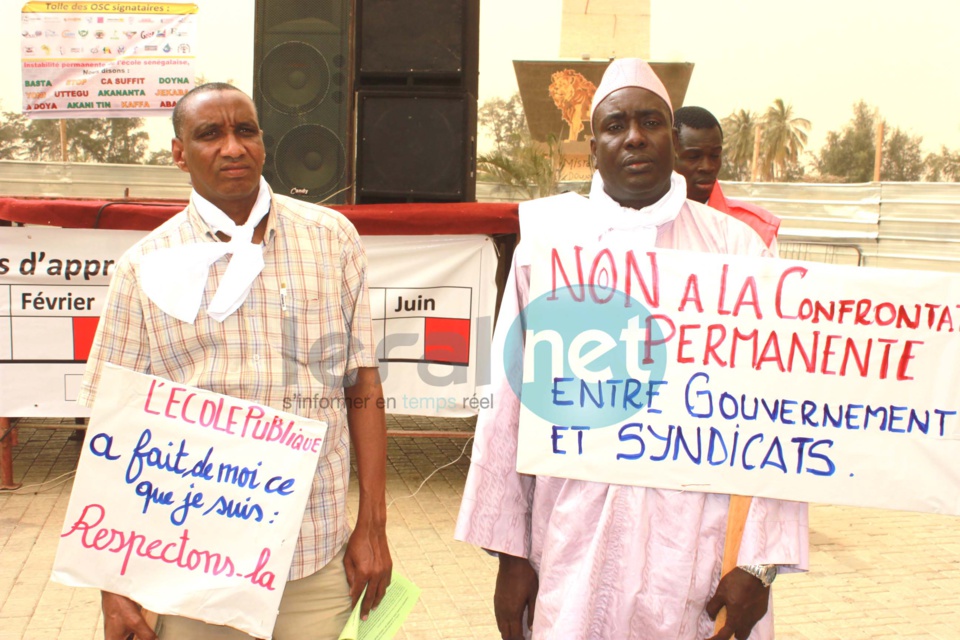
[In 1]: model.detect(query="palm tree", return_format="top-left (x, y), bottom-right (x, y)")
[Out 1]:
top-left (759, 99), bottom-right (810, 181)
top-left (720, 109), bottom-right (758, 181)
top-left (477, 133), bottom-right (565, 200)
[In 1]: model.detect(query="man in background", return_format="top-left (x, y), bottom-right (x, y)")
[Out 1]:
top-left (674, 105), bottom-right (781, 249)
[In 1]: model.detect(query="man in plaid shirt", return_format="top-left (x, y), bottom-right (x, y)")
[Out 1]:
top-left (78, 83), bottom-right (391, 640)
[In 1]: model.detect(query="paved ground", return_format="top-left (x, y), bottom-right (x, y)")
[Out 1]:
top-left (2, 418), bottom-right (959, 640)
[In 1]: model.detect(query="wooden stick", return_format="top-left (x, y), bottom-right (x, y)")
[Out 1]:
top-left (713, 494), bottom-right (753, 634)
top-left (750, 125), bottom-right (763, 182)
top-left (59, 119), bottom-right (68, 163)
top-left (0, 417), bottom-right (22, 490)
top-left (873, 117), bottom-right (884, 182)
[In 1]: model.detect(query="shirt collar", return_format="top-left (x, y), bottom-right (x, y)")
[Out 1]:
top-left (186, 179), bottom-right (278, 245)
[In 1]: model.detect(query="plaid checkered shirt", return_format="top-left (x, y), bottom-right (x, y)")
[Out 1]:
top-left (77, 188), bottom-right (378, 580)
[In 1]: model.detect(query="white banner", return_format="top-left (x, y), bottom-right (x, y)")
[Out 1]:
top-left (20, 1), bottom-right (197, 119)
top-left (363, 235), bottom-right (497, 417)
top-left (51, 364), bottom-right (327, 638)
top-left (515, 236), bottom-right (960, 516)
top-left (0, 226), bottom-right (497, 417)
top-left (0, 227), bottom-right (135, 416)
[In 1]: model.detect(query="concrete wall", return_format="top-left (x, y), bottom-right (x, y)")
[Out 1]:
top-left (559, 0), bottom-right (650, 60)
top-left (0, 160), bottom-right (191, 201)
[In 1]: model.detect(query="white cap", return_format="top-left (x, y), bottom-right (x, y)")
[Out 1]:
top-left (589, 58), bottom-right (672, 123)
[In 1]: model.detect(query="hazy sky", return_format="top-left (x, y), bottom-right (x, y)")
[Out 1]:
top-left (3, 0), bottom-right (959, 162)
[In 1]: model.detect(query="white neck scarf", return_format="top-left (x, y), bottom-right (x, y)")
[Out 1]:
top-left (588, 170), bottom-right (687, 245)
top-left (140, 177), bottom-right (272, 324)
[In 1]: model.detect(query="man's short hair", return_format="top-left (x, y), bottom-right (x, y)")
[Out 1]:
top-left (674, 106), bottom-right (723, 140)
top-left (172, 82), bottom-right (249, 139)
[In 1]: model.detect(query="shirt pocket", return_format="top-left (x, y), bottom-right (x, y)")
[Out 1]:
top-left (273, 296), bottom-right (349, 389)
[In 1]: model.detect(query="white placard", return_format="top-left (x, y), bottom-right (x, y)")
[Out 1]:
top-left (515, 235), bottom-right (960, 516)
top-left (51, 364), bottom-right (327, 638)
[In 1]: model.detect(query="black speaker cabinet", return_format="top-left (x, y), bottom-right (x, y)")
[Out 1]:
top-left (354, 0), bottom-right (479, 203)
top-left (254, 1), bottom-right (351, 204)
top-left (356, 91), bottom-right (476, 202)
top-left (357, 0), bottom-right (479, 93)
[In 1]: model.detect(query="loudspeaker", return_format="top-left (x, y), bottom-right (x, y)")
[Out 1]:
top-left (254, 1), bottom-right (351, 204)
top-left (356, 91), bottom-right (476, 202)
top-left (357, 0), bottom-right (478, 93)
top-left (354, 0), bottom-right (479, 203)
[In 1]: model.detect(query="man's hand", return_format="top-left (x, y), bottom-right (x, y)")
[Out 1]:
top-left (344, 518), bottom-right (392, 620)
top-left (101, 591), bottom-right (156, 640)
top-left (705, 567), bottom-right (770, 640)
top-left (494, 553), bottom-right (538, 640)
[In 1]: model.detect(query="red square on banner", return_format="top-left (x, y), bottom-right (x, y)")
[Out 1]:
top-left (424, 317), bottom-right (470, 365)
top-left (73, 317), bottom-right (100, 361)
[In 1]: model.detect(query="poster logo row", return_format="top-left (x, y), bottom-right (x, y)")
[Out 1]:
top-left (20, 2), bottom-right (196, 118)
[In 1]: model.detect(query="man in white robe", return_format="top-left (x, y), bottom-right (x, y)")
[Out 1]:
top-left (455, 59), bottom-right (808, 640)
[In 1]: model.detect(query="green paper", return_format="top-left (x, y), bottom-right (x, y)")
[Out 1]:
top-left (338, 572), bottom-right (420, 640)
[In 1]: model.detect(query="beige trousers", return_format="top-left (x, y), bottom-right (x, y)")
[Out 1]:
top-left (156, 546), bottom-right (352, 640)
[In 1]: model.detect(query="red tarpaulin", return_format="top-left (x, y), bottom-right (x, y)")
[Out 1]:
top-left (0, 197), bottom-right (520, 235)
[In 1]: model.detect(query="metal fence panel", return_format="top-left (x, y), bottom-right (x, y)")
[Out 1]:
top-left (2, 162), bottom-right (960, 274)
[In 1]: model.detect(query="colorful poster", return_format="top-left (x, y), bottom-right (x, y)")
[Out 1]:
top-left (513, 201), bottom-right (960, 516)
top-left (51, 364), bottom-right (326, 638)
top-left (0, 227), bottom-right (497, 417)
top-left (20, 1), bottom-right (197, 119)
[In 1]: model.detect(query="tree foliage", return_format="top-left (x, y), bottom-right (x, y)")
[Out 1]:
top-left (881, 127), bottom-right (924, 182)
top-left (817, 100), bottom-right (877, 182)
top-left (719, 109), bottom-right (758, 181)
top-left (477, 93), bottom-right (566, 199)
top-left (478, 135), bottom-right (565, 200)
top-left (145, 148), bottom-right (174, 166)
top-left (923, 146), bottom-right (960, 182)
top-left (720, 101), bottom-right (809, 182)
top-left (0, 113), bottom-right (150, 164)
top-left (758, 99), bottom-right (810, 181)
top-left (478, 94), bottom-right (527, 155)
top-left (815, 101), bottom-right (928, 182)
top-left (815, 101), bottom-right (880, 182)
top-left (0, 111), bottom-right (27, 160)
top-left (479, 93), bottom-right (944, 188)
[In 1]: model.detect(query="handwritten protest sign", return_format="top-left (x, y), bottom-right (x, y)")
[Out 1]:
top-left (51, 364), bottom-right (327, 638)
top-left (514, 237), bottom-right (960, 516)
